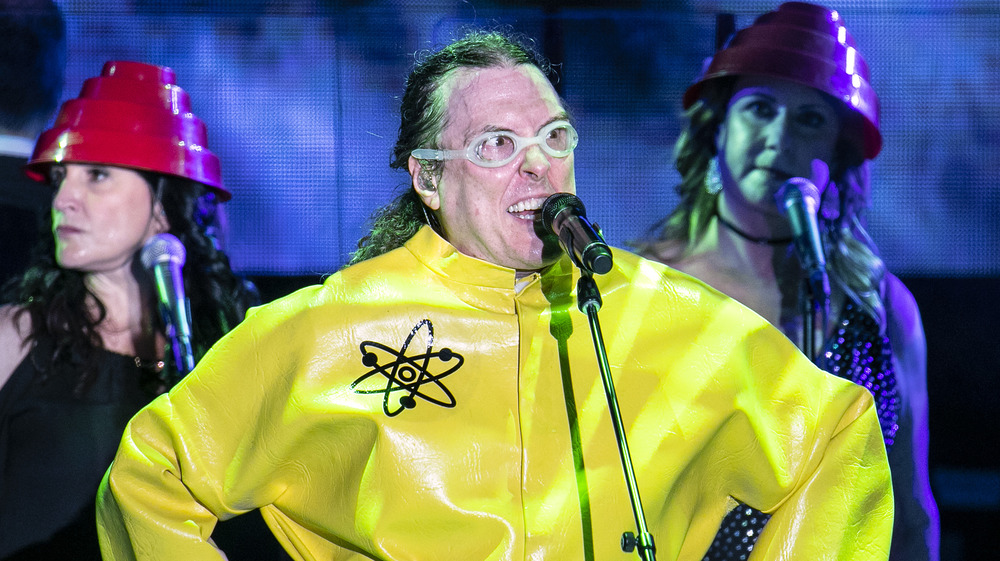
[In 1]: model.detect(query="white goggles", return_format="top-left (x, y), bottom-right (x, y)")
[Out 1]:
top-left (412, 120), bottom-right (578, 168)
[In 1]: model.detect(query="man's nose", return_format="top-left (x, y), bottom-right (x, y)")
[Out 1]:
top-left (519, 143), bottom-right (551, 178)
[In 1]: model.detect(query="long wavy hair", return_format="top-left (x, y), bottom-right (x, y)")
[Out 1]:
top-left (349, 29), bottom-right (553, 265)
top-left (4, 171), bottom-right (258, 394)
top-left (632, 78), bottom-right (887, 327)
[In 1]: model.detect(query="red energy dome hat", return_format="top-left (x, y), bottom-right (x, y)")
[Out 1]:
top-left (683, 2), bottom-right (882, 159)
top-left (26, 60), bottom-right (229, 201)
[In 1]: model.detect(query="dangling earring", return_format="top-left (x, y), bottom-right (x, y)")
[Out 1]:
top-left (705, 156), bottom-right (723, 195)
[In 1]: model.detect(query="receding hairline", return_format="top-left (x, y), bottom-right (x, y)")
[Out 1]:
top-left (430, 63), bottom-right (565, 142)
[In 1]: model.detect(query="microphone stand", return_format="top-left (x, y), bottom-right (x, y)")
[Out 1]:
top-left (800, 272), bottom-right (829, 364)
top-left (160, 297), bottom-right (195, 380)
top-left (576, 273), bottom-right (657, 561)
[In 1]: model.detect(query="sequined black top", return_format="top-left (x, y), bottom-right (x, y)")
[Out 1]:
top-left (701, 301), bottom-right (899, 560)
top-left (816, 302), bottom-right (899, 447)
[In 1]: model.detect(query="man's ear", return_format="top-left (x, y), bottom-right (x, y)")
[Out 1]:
top-left (408, 156), bottom-right (440, 210)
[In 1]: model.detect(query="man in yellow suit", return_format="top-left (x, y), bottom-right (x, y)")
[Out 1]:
top-left (97, 30), bottom-right (892, 561)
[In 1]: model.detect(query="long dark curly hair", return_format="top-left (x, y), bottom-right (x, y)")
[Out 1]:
top-left (349, 28), bottom-right (554, 265)
top-left (632, 78), bottom-right (887, 326)
top-left (4, 171), bottom-right (258, 394)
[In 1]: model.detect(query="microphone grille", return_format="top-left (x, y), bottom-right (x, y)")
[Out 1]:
top-left (776, 178), bottom-right (820, 213)
top-left (140, 233), bottom-right (186, 270)
top-left (541, 193), bottom-right (586, 233)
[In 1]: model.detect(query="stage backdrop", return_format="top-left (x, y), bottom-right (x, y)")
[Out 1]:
top-left (52, 1), bottom-right (999, 558)
top-left (58, 0), bottom-right (999, 277)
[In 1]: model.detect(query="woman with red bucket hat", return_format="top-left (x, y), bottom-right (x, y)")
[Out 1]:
top-left (0, 61), bottom-right (258, 559)
top-left (633, 3), bottom-right (938, 560)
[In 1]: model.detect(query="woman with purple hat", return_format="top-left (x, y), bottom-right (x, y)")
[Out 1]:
top-left (0, 61), bottom-right (257, 558)
top-left (634, 2), bottom-right (938, 560)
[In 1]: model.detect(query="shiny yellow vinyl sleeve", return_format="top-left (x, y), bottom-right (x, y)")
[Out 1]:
top-left (97, 226), bottom-right (892, 560)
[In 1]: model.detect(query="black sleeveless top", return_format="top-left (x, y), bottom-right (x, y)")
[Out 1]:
top-left (701, 301), bottom-right (899, 560)
top-left (0, 336), bottom-right (161, 560)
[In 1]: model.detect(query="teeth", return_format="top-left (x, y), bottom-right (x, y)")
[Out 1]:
top-left (507, 197), bottom-right (547, 216)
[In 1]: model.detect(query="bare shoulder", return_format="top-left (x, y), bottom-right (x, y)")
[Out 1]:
top-left (640, 241), bottom-right (713, 282)
top-left (884, 274), bottom-right (925, 352)
top-left (883, 274), bottom-right (928, 396)
top-left (0, 305), bottom-right (33, 389)
top-left (637, 238), bottom-right (686, 266)
top-left (885, 275), bottom-right (923, 336)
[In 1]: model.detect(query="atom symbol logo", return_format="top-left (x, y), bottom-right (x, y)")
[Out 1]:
top-left (351, 319), bottom-right (464, 417)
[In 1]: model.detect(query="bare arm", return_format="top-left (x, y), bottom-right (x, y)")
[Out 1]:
top-left (884, 274), bottom-right (940, 561)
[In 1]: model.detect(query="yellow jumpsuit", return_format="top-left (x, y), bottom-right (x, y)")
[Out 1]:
top-left (97, 226), bottom-right (892, 560)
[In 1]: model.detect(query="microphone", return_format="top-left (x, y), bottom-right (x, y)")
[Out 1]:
top-left (541, 193), bottom-right (613, 275)
top-left (140, 233), bottom-right (195, 375)
top-left (775, 178), bottom-right (830, 304)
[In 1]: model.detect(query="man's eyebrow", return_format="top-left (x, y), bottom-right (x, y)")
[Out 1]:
top-left (474, 113), bottom-right (572, 136)
top-left (546, 112), bottom-right (571, 126)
